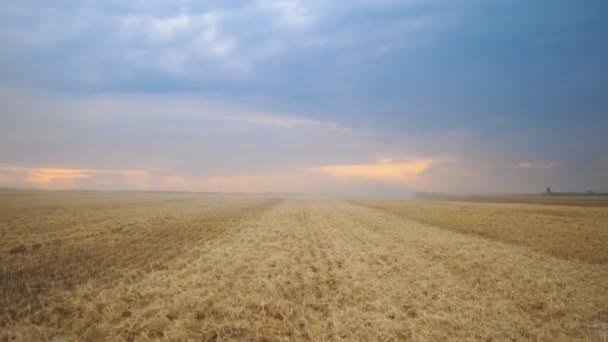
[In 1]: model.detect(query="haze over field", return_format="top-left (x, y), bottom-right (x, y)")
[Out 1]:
top-left (2, 3), bottom-right (608, 339)
top-left (1, 1), bottom-right (607, 196)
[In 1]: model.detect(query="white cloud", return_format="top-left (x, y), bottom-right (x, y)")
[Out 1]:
top-left (220, 112), bottom-right (348, 133)
top-left (193, 13), bottom-right (235, 57)
top-left (516, 162), bottom-right (555, 170)
top-left (116, 11), bottom-right (239, 73)
top-left (0, 0), bottom-right (456, 86)
top-left (0, 88), bottom-right (357, 145)
top-left (257, 0), bottom-right (312, 27)
top-left (152, 14), bottom-right (190, 38)
top-left (120, 14), bottom-right (191, 41)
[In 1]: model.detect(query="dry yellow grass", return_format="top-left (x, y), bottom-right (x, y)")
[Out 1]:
top-left (0, 190), bottom-right (280, 329)
top-left (1, 190), bottom-right (608, 340)
top-left (415, 194), bottom-right (608, 207)
top-left (353, 199), bottom-right (608, 264)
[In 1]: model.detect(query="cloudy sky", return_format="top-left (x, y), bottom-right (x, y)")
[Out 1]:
top-left (1, 0), bottom-right (607, 197)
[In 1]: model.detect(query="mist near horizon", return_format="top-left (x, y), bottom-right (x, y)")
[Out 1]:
top-left (1, 1), bottom-right (607, 197)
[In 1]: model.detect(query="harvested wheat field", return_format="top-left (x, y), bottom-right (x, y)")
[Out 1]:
top-left (1, 190), bottom-right (608, 341)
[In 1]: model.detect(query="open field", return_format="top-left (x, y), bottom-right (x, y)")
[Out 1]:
top-left (353, 199), bottom-right (608, 264)
top-left (1, 190), bottom-right (608, 340)
top-left (415, 193), bottom-right (608, 207)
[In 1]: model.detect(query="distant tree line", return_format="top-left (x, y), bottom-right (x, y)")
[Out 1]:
top-left (542, 187), bottom-right (608, 196)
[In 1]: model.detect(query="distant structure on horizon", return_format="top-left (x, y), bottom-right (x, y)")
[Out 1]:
top-left (546, 187), bottom-right (552, 195)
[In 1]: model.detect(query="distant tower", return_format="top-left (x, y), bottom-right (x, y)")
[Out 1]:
top-left (546, 187), bottom-right (552, 194)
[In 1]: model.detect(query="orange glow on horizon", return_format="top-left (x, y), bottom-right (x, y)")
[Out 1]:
top-left (27, 168), bottom-right (94, 183)
top-left (0, 165), bottom-right (148, 186)
top-left (0, 160), bottom-right (440, 193)
top-left (26, 167), bottom-right (146, 183)
top-left (311, 159), bottom-right (437, 181)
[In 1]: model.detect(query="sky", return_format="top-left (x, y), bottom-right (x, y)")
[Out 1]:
top-left (1, 0), bottom-right (607, 197)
